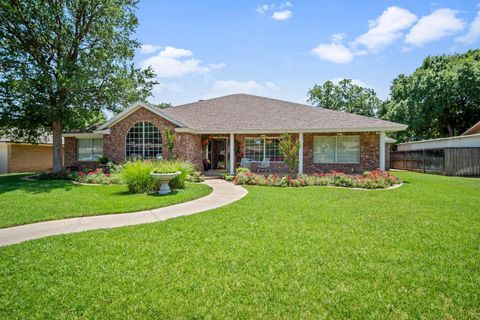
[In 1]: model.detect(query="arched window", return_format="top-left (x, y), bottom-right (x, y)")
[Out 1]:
top-left (126, 121), bottom-right (162, 160)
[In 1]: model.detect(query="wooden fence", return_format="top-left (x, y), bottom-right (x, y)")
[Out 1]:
top-left (391, 148), bottom-right (480, 177)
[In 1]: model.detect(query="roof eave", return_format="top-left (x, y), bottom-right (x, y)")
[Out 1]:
top-left (175, 125), bottom-right (408, 134)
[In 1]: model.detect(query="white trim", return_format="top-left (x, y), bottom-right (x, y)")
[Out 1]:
top-left (379, 131), bottom-right (386, 171)
top-left (0, 144), bottom-right (8, 174)
top-left (98, 101), bottom-right (186, 130)
top-left (175, 126), bottom-right (407, 134)
top-left (298, 133), bottom-right (304, 174)
top-left (229, 133), bottom-right (235, 175)
top-left (63, 133), bottom-right (104, 138)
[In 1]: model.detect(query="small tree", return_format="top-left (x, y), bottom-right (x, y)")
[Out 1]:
top-left (164, 127), bottom-right (176, 160)
top-left (278, 133), bottom-right (300, 176)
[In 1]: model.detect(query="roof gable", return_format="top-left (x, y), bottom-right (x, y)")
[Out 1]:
top-left (99, 101), bottom-right (186, 130)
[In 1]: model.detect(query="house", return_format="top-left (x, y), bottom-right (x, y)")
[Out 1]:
top-left (0, 135), bottom-right (62, 174)
top-left (63, 94), bottom-right (407, 175)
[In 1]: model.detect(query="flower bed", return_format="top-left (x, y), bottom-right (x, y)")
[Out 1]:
top-left (230, 169), bottom-right (401, 189)
top-left (69, 167), bottom-right (123, 185)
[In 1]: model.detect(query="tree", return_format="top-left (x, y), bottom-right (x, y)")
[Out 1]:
top-left (379, 50), bottom-right (480, 141)
top-left (156, 102), bottom-right (172, 109)
top-left (307, 79), bottom-right (382, 117)
top-left (0, 0), bottom-right (156, 172)
top-left (278, 133), bottom-right (300, 176)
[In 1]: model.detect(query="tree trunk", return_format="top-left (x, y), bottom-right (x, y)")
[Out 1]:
top-left (52, 119), bottom-right (63, 173)
top-left (447, 124), bottom-right (454, 137)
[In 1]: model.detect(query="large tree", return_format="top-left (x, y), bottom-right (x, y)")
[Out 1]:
top-left (0, 0), bottom-right (156, 172)
top-left (307, 78), bottom-right (382, 117)
top-left (379, 50), bottom-right (480, 142)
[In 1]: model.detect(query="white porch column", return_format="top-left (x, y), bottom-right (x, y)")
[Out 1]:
top-left (298, 132), bottom-right (304, 174)
top-left (229, 133), bottom-right (235, 175)
top-left (379, 131), bottom-right (386, 170)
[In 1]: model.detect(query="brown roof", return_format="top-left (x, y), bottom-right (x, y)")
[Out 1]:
top-left (161, 94), bottom-right (406, 133)
top-left (463, 120), bottom-right (480, 135)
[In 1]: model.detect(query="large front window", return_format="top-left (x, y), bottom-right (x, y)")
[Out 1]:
top-left (77, 138), bottom-right (103, 161)
top-left (126, 122), bottom-right (162, 160)
top-left (245, 137), bottom-right (283, 162)
top-left (313, 135), bottom-right (360, 163)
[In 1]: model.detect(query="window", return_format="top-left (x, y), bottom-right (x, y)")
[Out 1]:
top-left (245, 137), bottom-right (283, 162)
top-left (77, 138), bottom-right (103, 161)
top-left (126, 121), bottom-right (162, 160)
top-left (313, 136), bottom-right (360, 163)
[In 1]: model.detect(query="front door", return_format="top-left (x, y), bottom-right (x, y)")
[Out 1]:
top-left (210, 139), bottom-right (228, 170)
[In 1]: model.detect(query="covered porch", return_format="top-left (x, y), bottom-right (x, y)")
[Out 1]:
top-left (201, 133), bottom-right (305, 175)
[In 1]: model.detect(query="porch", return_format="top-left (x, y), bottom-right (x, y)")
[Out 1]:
top-left (201, 133), bottom-right (305, 175)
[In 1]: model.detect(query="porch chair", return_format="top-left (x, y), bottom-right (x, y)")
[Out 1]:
top-left (240, 158), bottom-right (251, 169)
top-left (257, 157), bottom-right (270, 174)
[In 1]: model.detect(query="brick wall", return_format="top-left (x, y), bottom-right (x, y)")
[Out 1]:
top-left (8, 144), bottom-right (58, 173)
top-left (303, 132), bottom-right (380, 174)
top-left (104, 107), bottom-right (177, 163)
top-left (64, 107), bottom-right (205, 171)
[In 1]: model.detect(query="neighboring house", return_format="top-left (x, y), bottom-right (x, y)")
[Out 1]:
top-left (0, 135), bottom-right (62, 174)
top-left (392, 120), bottom-right (480, 176)
top-left (64, 94), bottom-right (407, 174)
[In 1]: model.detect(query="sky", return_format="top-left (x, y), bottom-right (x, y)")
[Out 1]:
top-left (133, 0), bottom-right (480, 106)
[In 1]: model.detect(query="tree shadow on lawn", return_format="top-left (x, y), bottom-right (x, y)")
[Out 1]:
top-left (0, 174), bottom-right (76, 195)
top-left (113, 189), bottom-right (180, 197)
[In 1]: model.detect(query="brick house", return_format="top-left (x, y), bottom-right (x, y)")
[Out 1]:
top-left (63, 94), bottom-right (406, 174)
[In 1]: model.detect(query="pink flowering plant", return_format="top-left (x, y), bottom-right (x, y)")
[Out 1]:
top-left (68, 167), bottom-right (123, 185)
top-left (231, 169), bottom-right (400, 189)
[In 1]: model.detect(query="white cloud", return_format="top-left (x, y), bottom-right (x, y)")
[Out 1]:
top-left (353, 6), bottom-right (417, 52)
top-left (140, 44), bottom-right (161, 54)
top-left (331, 33), bottom-right (346, 43)
top-left (331, 78), bottom-right (368, 88)
top-left (311, 43), bottom-right (354, 64)
top-left (256, 4), bottom-right (270, 14)
top-left (205, 80), bottom-right (280, 98)
top-left (456, 10), bottom-right (480, 44)
top-left (272, 10), bottom-right (292, 20)
top-left (257, 2), bottom-right (293, 20)
top-left (405, 8), bottom-right (465, 46)
top-left (141, 46), bottom-right (224, 78)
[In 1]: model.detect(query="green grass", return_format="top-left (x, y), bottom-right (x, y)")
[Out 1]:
top-left (0, 174), bottom-right (212, 228)
top-left (1, 172), bottom-right (479, 319)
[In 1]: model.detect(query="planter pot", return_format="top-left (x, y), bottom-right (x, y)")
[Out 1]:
top-left (150, 171), bottom-right (181, 195)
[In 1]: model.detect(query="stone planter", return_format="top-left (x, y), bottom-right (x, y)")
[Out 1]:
top-left (150, 171), bottom-right (181, 195)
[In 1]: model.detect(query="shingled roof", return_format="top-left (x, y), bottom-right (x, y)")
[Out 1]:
top-left (161, 94), bottom-right (406, 133)
top-left (96, 94), bottom-right (407, 134)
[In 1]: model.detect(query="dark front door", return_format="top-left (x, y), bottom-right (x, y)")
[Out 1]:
top-left (210, 139), bottom-right (227, 170)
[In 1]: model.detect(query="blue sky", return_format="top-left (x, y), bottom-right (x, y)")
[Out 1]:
top-left (133, 1), bottom-right (480, 106)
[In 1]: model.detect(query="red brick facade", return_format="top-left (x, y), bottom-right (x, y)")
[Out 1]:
top-left (64, 107), bottom-right (382, 174)
top-left (303, 132), bottom-right (380, 174)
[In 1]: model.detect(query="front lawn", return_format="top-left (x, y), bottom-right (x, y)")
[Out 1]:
top-left (0, 174), bottom-right (212, 228)
top-left (1, 172), bottom-right (479, 318)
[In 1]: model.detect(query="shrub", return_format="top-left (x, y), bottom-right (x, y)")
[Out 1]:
top-left (68, 168), bottom-right (123, 185)
top-left (236, 167), bottom-right (250, 174)
top-left (122, 161), bottom-right (159, 193)
top-left (221, 173), bottom-right (234, 181)
top-left (186, 171), bottom-right (205, 183)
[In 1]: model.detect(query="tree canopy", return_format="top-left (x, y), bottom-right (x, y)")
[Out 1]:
top-left (307, 79), bottom-right (382, 117)
top-left (379, 49), bottom-right (480, 141)
top-left (0, 0), bottom-right (156, 171)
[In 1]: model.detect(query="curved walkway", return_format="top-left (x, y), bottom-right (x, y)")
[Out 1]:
top-left (0, 179), bottom-right (247, 247)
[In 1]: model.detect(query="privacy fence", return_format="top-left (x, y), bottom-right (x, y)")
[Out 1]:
top-left (390, 148), bottom-right (480, 177)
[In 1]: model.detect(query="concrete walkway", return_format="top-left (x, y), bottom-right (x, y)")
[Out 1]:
top-left (0, 179), bottom-right (247, 247)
